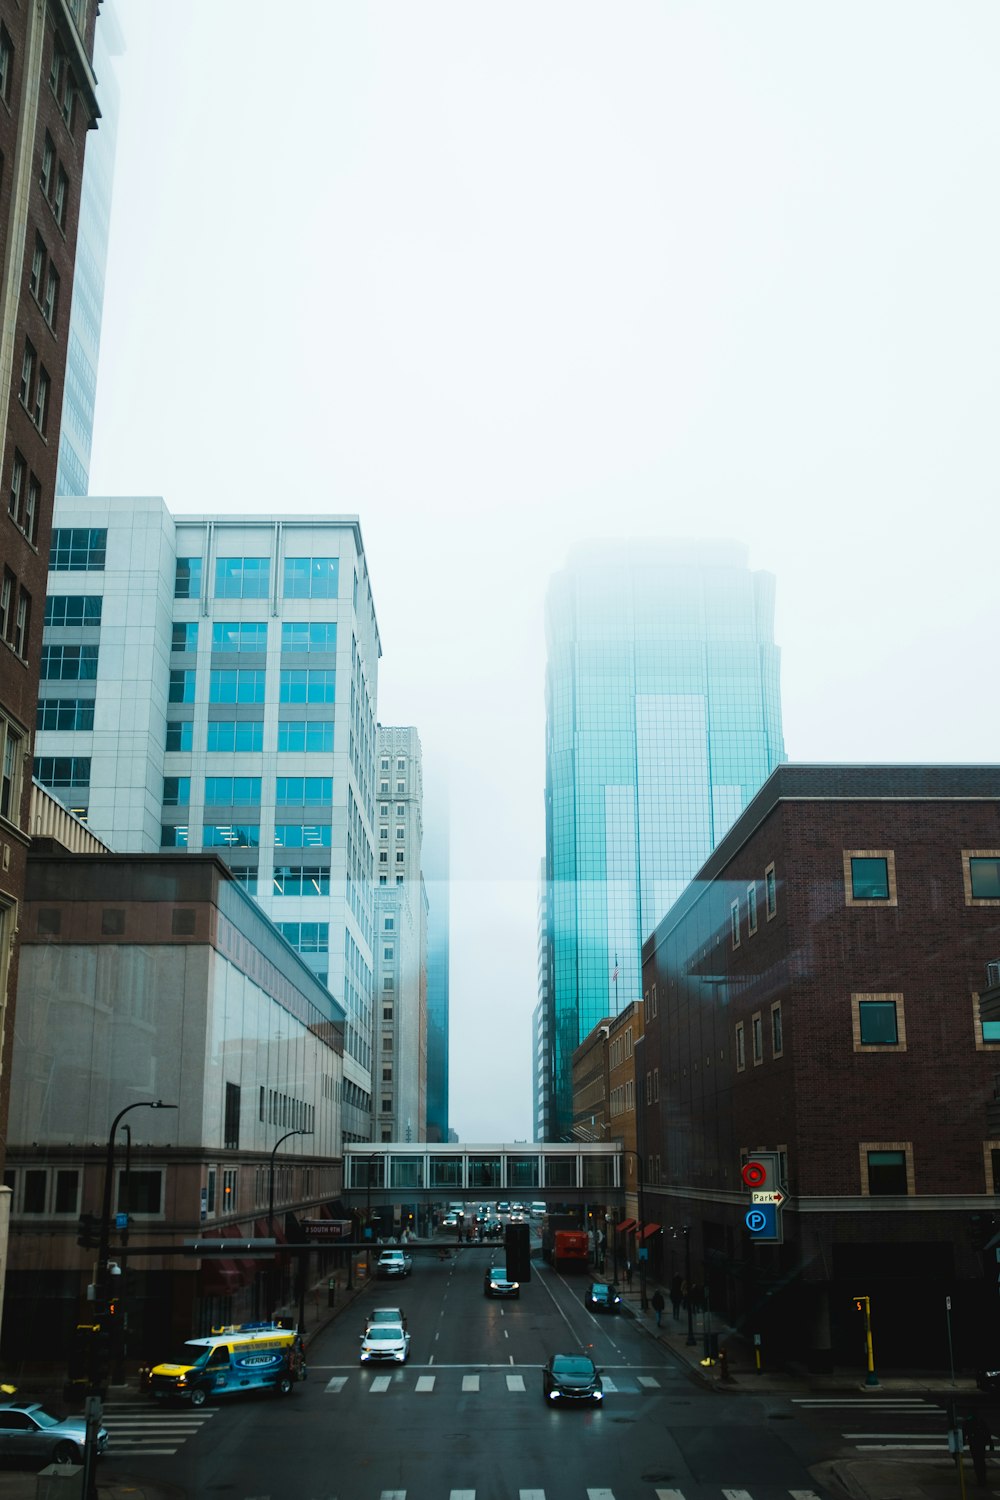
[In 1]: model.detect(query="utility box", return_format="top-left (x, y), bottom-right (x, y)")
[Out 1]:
top-left (36, 1465), bottom-right (83, 1497)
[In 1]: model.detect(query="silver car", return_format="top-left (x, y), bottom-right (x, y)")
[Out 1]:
top-left (0, 1401), bottom-right (108, 1464)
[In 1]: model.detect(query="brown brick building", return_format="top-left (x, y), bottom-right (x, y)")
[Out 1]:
top-left (0, 0), bottom-right (101, 1321)
top-left (639, 764), bottom-right (1000, 1372)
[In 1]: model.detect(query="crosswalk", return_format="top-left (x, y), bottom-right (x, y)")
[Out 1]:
top-left (322, 1369), bottom-right (665, 1396)
top-left (103, 1400), bottom-right (218, 1457)
top-left (792, 1396), bottom-right (952, 1457)
top-left (230, 1488), bottom-right (825, 1500)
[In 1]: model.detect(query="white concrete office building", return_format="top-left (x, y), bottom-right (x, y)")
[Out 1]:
top-left (374, 726), bottom-right (427, 1143)
top-left (35, 497), bottom-right (381, 1141)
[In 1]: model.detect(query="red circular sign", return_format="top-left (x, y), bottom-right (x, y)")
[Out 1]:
top-left (741, 1161), bottom-right (767, 1188)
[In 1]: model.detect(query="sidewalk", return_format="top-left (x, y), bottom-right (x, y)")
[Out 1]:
top-left (614, 1274), bottom-right (988, 1500)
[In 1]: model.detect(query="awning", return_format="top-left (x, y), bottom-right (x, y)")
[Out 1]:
top-left (616, 1218), bottom-right (637, 1234)
top-left (640, 1223), bottom-right (661, 1242)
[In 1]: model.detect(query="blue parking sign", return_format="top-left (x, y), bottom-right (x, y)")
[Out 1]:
top-left (745, 1203), bottom-right (780, 1241)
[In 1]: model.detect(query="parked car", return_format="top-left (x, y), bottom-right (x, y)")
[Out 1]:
top-left (359, 1323), bottom-right (410, 1365)
top-left (483, 1264), bottom-right (520, 1298)
top-left (0, 1401), bottom-right (109, 1464)
top-left (542, 1354), bottom-right (604, 1406)
top-left (376, 1250), bottom-right (413, 1279)
top-left (584, 1282), bottom-right (621, 1314)
top-left (364, 1306), bottom-right (406, 1332)
top-left (530, 1202), bottom-right (547, 1218)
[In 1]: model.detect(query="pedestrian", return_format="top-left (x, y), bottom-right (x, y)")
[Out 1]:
top-left (625, 1259), bottom-right (633, 1289)
top-left (651, 1288), bottom-right (665, 1327)
top-left (965, 1413), bottom-right (993, 1487)
top-left (670, 1275), bottom-right (683, 1320)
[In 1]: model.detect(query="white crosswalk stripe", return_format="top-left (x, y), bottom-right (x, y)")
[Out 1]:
top-left (506, 1373), bottom-right (526, 1391)
top-left (637, 1375), bottom-right (660, 1388)
top-left (415, 1375), bottom-right (435, 1392)
top-left (370, 1375), bottom-right (392, 1392)
top-left (462, 1374), bottom-right (480, 1391)
top-left (103, 1402), bottom-right (217, 1457)
top-left (325, 1375), bottom-right (348, 1393)
top-left (655, 1491), bottom-right (687, 1500)
top-left (239, 1488), bottom-right (828, 1500)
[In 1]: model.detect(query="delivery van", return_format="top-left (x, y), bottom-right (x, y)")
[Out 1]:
top-left (149, 1321), bottom-right (305, 1406)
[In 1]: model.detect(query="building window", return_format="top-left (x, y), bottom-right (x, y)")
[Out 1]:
top-left (379, 827), bottom-right (389, 840)
top-left (33, 756), bottom-right (90, 792)
top-left (853, 993), bottom-right (905, 1050)
top-left (42, 261), bottom-right (59, 327)
top-left (14, 588), bottom-right (30, 657)
top-left (203, 824), bottom-right (259, 848)
top-left (764, 863), bottom-right (777, 919)
top-left (281, 622), bottom-right (338, 652)
top-left (379, 851), bottom-right (388, 864)
top-left (735, 1022), bottom-right (745, 1072)
top-left (53, 166), bottom-right (68, 228)
top-left (274, 824), bottom-right (333, 849)
top-left (168, 669), bottom-right (195, 703)
top-left (207, 719), bottom-right (264, 752)
top-left (395, 851), bottom-right (404, 864)
top-left (752, 1012), bottom-right (763, 1064)
top-left (54, 1168), bottom-right (79, 1214)
top-left (771, 1002), bottom-right (783, 1057)
top-left (273, 865), bottom-right (330, 897)
top-left (165, 720), bottom-right (193, 751)
top-left (50, 528), bottom-right (107, 571)
top-left (0, 717), bottom-right (24, 823)
top-left (965, 853), bottom-right (1000, 905)
top-left (279, 669), bottom-right (335, 703)
top-left (23, 1169), bottom-right (47, 1214)
top-left (277, 720), bottom-right (334, 752)
top-left (396, 827), bottom-right (404, 840)
top-left (845, 850), bottom-right (896, 906)
top-left (862, 1145), bottom-right (911, 1197)
top-left (40, 132), bottom-right (55, 198)
top-left (38, 698), bottom-right (94, 732)
top-left (174, 557), bottom-right (202, 599)
top-left (162, 776), bottom-right (190, 807)
top-left (209, 669), bottom-right (265, 704)
top-left (384, 916), bottom-right (394, 931)
top-left (383, 946), bottom-right (394, 960)
top-left (204, 776), bottom-right (261, 806)
top-left (44, 594), bottom-right (102, 626)
top-left (172, 622), bottom-right (198, 652)
top-left (160, 825), bottom-right (188, 848)
top-left (397, 758), bottom-right (405, 771)
top-left (276, 921), bottom-right (329, 955)
top-left (0, 24), bottom-right (13, 105)
top-left (652, 1068), bottom-right (659, 1101)
top-left (747, 883), bottom-right (758, 934)
top-left (730, 899), bottom-right (740, 949)
top-left (40, 643), bottom-right (98, 680)
top-left (18, 340), bottom-right (35, 409)
top-left (224, 1082), bottom-right (241, 1150)
top-left (974, 993), bottom-right (1000, 1048)
top-left (32, 365), bottom-right (49, 433)
top-left (222, 1168), bottom-right (238, 1212)
top-left (284, 557), bottom-right (339, 598)
top-left (275, 776), bottom-right (332, 806)
top-left (8, 451), bottom-right (39, 542)
top-left (215, 556), bottom-right (270, 599)
top-left (117, 1169), bottom-right (163, 1215)
top-left (381, 758), bottom-right (389, 771)
top-left (212, 621), bottom-right (267, 652)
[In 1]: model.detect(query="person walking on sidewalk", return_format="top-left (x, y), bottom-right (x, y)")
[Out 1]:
top-left (624, 1259), bottom-right (634, 1289)
top-left (670, 1275), bottom-right (683, 1320)
top-left (651, 1289), bottom-right (665, 1327)
top-left (964, 1412), bottom-right (993, 1487)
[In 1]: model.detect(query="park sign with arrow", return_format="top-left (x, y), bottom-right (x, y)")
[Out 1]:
top-left (742, 1155), bottom-right (786, 1243)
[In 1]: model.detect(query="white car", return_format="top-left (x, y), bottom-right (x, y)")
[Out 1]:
top-left (376, 1249), bottom-right (413, 1278)
top-left (359, 1323), bottom-right (410, 1365)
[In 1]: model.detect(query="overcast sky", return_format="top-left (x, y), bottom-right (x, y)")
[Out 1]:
top-left (88, 2), bottom-right (1000, 1141)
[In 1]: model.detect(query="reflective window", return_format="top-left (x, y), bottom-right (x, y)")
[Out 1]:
top-left (204, 777), bottom-right (262, 805)
top-left (203, 824), bottom-right (259, 848)
top-left (49, 528), bottom-right (106, 571)
top-left (284, 557), bottom-right (339, 598)
top-left (206, 720), bottom-right (264, 752)
top-left (174, 557), bottom-right (202, 599)
top-left (281, 622), bottom-right (338, 652)
top-left (212, 621), bottom-right (267, 651)
top-left (277, 721), bottom-right (334, 753)
top-left (274, 824), bottom-right (333, 848)
top-left (209, 670), bottom-right (266, 703)
top-left (215, 557), bottom-right (270, 598)
top-left (44, 595), bottom-right (102, 626)
top-left (279, 670), bottom-right (335, 703)
top-left (276, 777), bottom-right (332, 805)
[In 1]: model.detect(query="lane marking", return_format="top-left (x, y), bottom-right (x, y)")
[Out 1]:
top-left (723, 1490), bottom-right (754, 1500)
top-left (655, 1491), bottom-right (687, 1500)
top-left (325, 1376), bottom-right (347, 1393)
top-left (370, 1375), bottom-right (392, 1393)
top-left (638, 1375), bottom-right (660, 1388)
top-left (450, 1492), bottom-right (476, 1499)
top-left (462, 1375), bottom-right (480, 1391)
top-left (380, 1491), bottom-right (407, 1499)
top-left (601, 1377), bottom-right (618, 1392)
top-left (415, 1375), bottom-right (435, 1393)
top-left (520, 1491), bottom-right (546, 1499)
top-left (588, 1490), bottom-right (616, 1499)
top-left (506, 1374), bottom-right (526, 1392)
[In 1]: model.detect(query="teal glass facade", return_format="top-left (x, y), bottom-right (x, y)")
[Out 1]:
top-left (541, 541), bottom-right (785, 1140)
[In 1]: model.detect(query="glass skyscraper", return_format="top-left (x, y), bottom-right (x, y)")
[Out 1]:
top-left (541, 539), bottom-right (785, 1140)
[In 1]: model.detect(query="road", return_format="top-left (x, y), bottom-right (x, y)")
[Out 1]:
top-left (82, 1237), bottom-right (874, 1500)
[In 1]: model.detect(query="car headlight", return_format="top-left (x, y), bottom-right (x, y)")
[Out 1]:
top-left (593, 1389), bottom-right (603, 1400)
top-left (548, 1389), bottom-right (561, 1400)
top-left (985, 1370), bottom-right (1000, 1379)
top-left (510, 1281), bottom-right (519, 1290)
top-left (360, 1351), bottom-right (370, 1361)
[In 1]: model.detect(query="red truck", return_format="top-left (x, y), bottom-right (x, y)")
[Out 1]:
top-left (541, 1215), bottom-right (590, 1272)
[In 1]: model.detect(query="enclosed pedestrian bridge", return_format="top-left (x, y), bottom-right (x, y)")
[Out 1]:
top-left (343, 1141), bottom-right (626, 1213)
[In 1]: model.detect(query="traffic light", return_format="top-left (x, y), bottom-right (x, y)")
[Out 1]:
top-left (504, 1221), bottom-right (531, 1283)
top-left (77, 1211), bottom-right (100, 1249)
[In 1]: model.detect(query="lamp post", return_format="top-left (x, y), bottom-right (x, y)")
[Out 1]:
top-left (614, 1145), bottom-right (647, 1311)
top-left (268, 1129), bottom-right (313, 1326)
top-left (85, 1099), bottom-right (176, 1500)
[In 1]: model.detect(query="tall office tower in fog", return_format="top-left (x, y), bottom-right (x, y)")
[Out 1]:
top-left (374, 726), bottom-right (427, 1142)
top-left (422, 768), bottom-right (450, 1141)
top-left (533, 859), bottom-right (554, 1141)
top-left (540, 540), bottom-right (785, 1140)
top-left (55, 0), bottom-right (122, 496)
top-left (35, 498), bottom-right (381, 1141)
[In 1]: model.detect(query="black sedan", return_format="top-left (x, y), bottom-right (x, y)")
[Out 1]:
top-left (584, 1281), bottom-right (621, 1314)
top-left (484, 1264), bottom-right (520, 1298)
top-left (542, 1353), bottom-right (604, 1406)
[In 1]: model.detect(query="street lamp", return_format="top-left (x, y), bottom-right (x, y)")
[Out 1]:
top-left (268, 1130), bottom-right (313, 1330)
top-left (85, 1099), bottom-right (176, 1500)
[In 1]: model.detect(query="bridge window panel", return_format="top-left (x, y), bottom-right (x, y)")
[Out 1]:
top-left (581, 1155), bottom-right (613, 1188)
top-left (468, 1156), bottom-right (501, 1189)
top-left (428, 1156), bottom-right (463, 1189)
top-left (352, 1156), bottom-right (383, 1191)
top-left (390, 1156), bottom-right (424, 1190)
top-left (506, 1156), bottom-right (540, 1190)
top-left (544, 1156), bottom-right (577, 1188)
